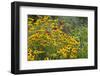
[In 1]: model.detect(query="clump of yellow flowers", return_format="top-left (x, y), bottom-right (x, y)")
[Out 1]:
top-left (28, 15), bottom-right (80, 61)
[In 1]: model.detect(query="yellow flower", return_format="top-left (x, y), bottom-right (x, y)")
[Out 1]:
top-left (33, 50), bottom-right (38, 54)
top-left (44, 57), bottom-right (49, 60)
top-left (70, 54), bottom-right (77, 59)
top-left (66, 45), bottom-right (72, 50)
top-left (34, 22), bottom-right (39, 25)
top-left (28, 55), bottom-right (35, 61)
top-left (60, 48), bottom-right (66, 52)
top-left (63, 53), bottom-right (68, 58)
top-left (71, 48), bottom-right (78, 53)
top-left (28, 48), bottom-right (35, 61)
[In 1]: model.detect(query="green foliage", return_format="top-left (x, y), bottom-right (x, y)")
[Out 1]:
top-left (62, 16), bottom-right (88, 58)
